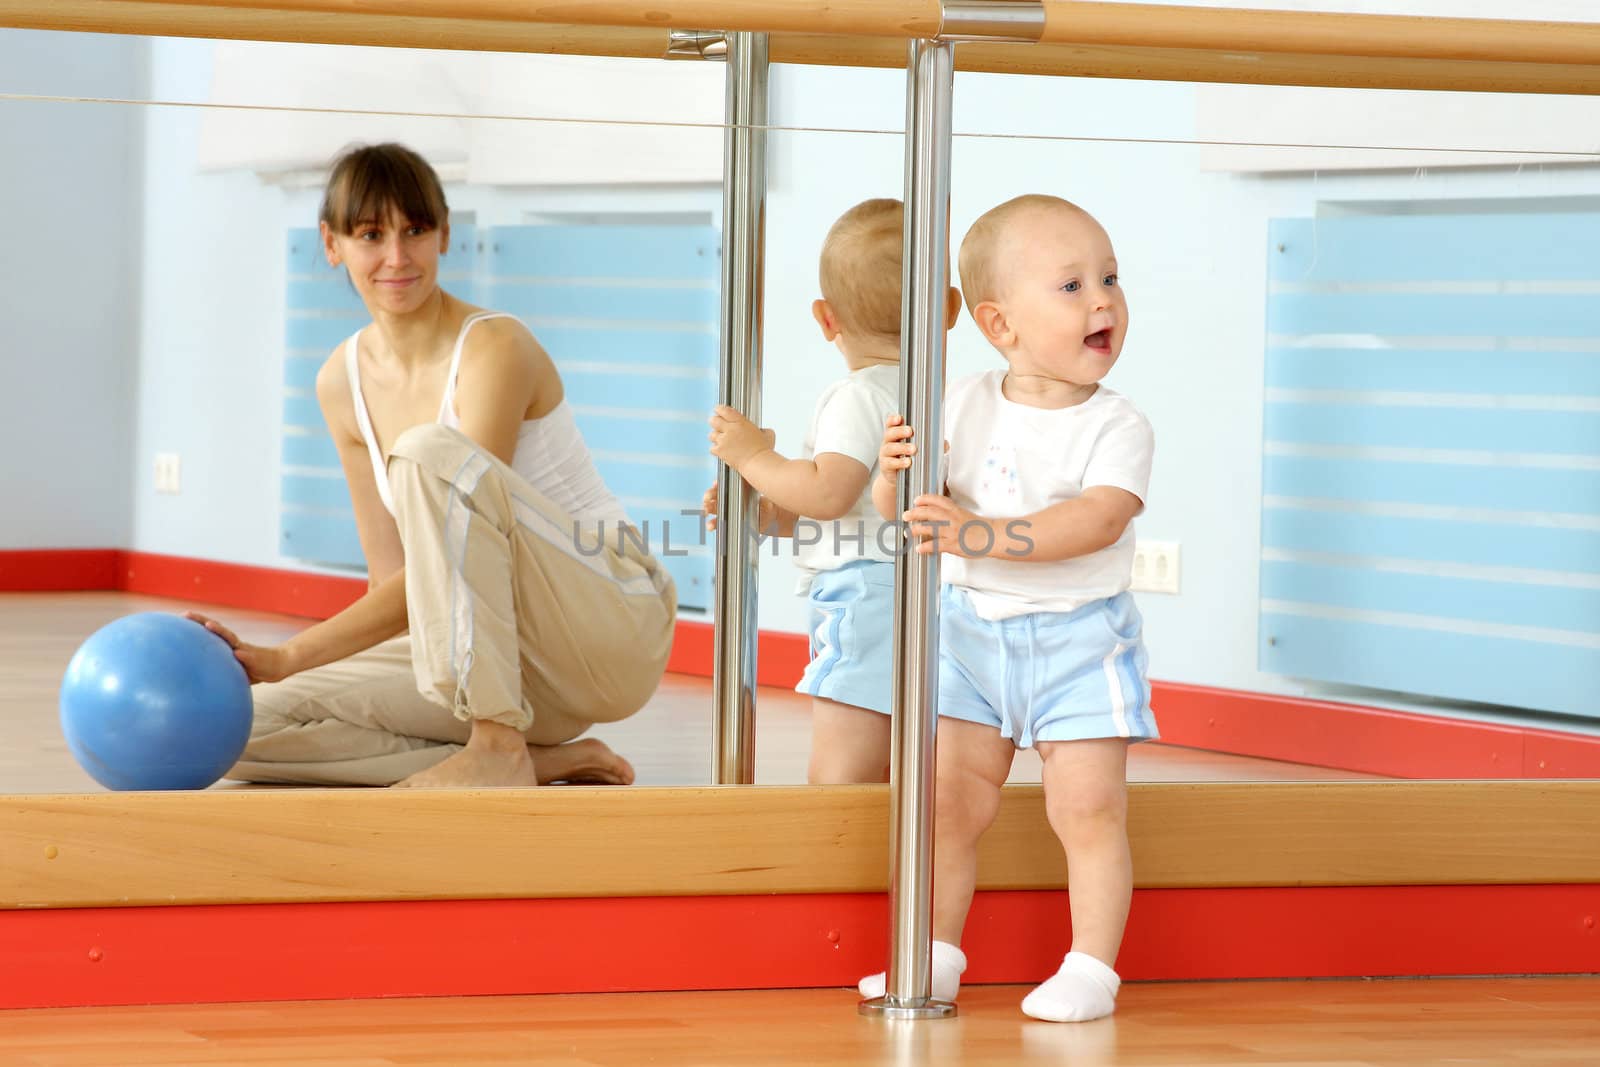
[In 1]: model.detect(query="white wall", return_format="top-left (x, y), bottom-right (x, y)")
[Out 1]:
top-left (132, 39), bottom-right (297, 566)
top-left (0, 31), bottom-right (144, 549)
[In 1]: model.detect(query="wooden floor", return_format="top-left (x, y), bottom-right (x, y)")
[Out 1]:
top-left (0, 592), bottom-right (1382, 792)
top-left (1, 978), bottom-right (1597, 1066)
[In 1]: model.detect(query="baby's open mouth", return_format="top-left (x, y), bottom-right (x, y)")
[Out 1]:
top-left (1085, 329), bottom-right (1112, 351)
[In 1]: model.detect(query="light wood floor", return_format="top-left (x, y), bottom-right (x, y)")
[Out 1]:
top-left (1, 978), bottom-right (1597, 1066)
top-left (1, 591), bottom-right (1382, 792)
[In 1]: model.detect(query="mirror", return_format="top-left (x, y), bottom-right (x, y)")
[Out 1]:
top-left (1, 28), bottom-right (1594, 796)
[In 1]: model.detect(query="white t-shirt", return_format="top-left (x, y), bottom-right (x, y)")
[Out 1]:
top-left (793, 363), bottom-right (900, 592)
top-left (942, 369), bottom-right (1154, 620)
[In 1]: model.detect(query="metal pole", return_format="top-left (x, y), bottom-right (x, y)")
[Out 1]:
top-left (859, 36), bottom-right (957, 1021)
top-left (711, 31), bottom-right (769, 785)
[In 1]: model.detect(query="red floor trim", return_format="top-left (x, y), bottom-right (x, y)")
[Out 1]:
top-left (0, 549), bottom-right (365, 620)
top-left (5, 550), bottom-right (1599, 778)
top-left (0, 549), bottom-right (119, 592)
top-left (2, 885), bottom-right (1595, 1009)
top-left (667, 619), bottom-right (811, 689)
top-left (117, 552), bottom-right (365, 621)
top-left (1148, 681), bottom-right (1600, 779)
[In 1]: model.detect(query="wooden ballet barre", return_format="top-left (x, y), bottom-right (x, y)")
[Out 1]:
top-left (0, 2), bottom-right (672, 59)
top-left (1037, 2), bottom-right (1600, 68)
top-left (804, 35), bottom-right (1600, 96)
top-left (6, 1), bottom-right (1600, 95)
top-left (23, 0), bottom-right (1600, 67)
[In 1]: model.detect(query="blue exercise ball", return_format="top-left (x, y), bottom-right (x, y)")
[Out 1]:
top-left (59, 612), bottom-right (253, 791)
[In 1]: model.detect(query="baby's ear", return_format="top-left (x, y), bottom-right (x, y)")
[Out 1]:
top-left (943, 286), bottom-right (962, 330)
top-left (971, 300), bottom-right (1009, 346)
top-left (812, 299), bottom-right (841, 341)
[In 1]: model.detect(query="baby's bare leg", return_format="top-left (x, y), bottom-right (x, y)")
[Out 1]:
top-left (932, 717), bottom-right (1017, 945)
top-left (858, 716), bottom-right (1014, 1002)
top-left (1039, 738), bottom-right (1131, 962)
top-left (1024, 737), bottom-right (1131, 1021)
top-left (807, 698), bottom-right (892, 784)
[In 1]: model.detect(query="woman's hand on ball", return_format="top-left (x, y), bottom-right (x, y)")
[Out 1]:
top-left (184, 612), bottom-right (292, 684)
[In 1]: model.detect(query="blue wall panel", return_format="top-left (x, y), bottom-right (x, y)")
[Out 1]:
top-left (1264, 403), bottom-right (1598, 457)
top-left (1270, 215), bottom-right (1600, 283)
top-left (1263, 456), bottom-right (1598, 514)
top-left (1265, 347), bottom-right (1600, 397)
top-left (1260, 612), bottom-right (1599, 719)
top-left (1262, 212), bottom-right (1600, 718)
top-left (281, 228), bottom-right (368, 569)
top-left (1261, 508), bottom-right (1600, 576)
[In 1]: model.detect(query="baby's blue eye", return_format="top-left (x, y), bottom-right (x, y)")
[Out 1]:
top-left (1061, 280), bottom-right (1081, 293)
top-left (1104, 273), bottom-right (1118, 286)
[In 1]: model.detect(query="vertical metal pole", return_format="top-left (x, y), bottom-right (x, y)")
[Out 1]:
top-left (859, 37), bottom-right (957, 1021)
top-left (712, 32), bottom-right (769, 785)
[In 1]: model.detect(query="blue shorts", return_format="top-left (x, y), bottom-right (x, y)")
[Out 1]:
top-left (796, 561), bottom-right (895, 715)
top-left (937, 586), bottom-right (1158, 749)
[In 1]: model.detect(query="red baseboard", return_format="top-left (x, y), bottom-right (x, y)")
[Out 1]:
top-left (0, 549), bottom-right (119, 592)
top-left (118, 551), bottom-right (367, 621)
top-left (5, 549), bottom-right (1599, 779)
top-left (1149, 681), bottom-right (1600, 779)
top-left (2, 884), bottom-right (1595, 1010)
top-left (0, 548), bottom-right (366, 619)
top-left (667, 618), bottom-right (812, 689)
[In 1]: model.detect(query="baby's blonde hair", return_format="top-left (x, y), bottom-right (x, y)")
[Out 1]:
top-left (958, 194), bottom-right (1091, 317)
top-left (819, 198), bottom-right (904, 339)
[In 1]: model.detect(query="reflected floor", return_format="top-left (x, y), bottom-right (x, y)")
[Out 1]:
top-left (0, 591), bottom-right (1383, 793)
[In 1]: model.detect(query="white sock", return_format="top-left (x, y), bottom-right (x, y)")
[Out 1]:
top-left (1020, 951), bottom-right (1120, 1022)
top-left (857, 940), bottom-right (966, 1002)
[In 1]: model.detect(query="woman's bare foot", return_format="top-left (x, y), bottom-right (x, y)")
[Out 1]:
top-left (393, 742), bottom-right (539, 789)
top-left (393, 720), bottom-right (634, 789)
top-left (394, 718), bottom-right (538, 789)
top-left (531, 737), bottom-right (635, 786)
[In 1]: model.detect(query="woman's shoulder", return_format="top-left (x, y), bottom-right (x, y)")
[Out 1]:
top-left (458, 311), bottom-right (549, 367)
top-left (312, 338), bottom-right (361, 438)
top-left (314, 336), bottom-right (355, 402)
top-left (457, 308), bottom-right (544, 355)
top-left (453, 309), bottom-right (562, 413)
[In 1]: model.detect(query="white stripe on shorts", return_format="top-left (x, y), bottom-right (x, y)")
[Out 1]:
top-left (1102, 642), bottom-right (1130, 738)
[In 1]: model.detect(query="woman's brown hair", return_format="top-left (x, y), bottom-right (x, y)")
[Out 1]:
top-left (319, 143), bottom-right (449, 235)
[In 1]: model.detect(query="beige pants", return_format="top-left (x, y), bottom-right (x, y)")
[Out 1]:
top-left (231, 423), bottom-right (676, 786)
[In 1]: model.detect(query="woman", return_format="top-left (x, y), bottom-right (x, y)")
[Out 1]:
top-left (191, 143), bottom-right (676, 788)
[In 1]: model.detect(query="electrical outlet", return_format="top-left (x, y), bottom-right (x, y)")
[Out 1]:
top-left (1131, 540), bottom-right (1180, 594)
top-left (154, 453), bottom-right (181, 494)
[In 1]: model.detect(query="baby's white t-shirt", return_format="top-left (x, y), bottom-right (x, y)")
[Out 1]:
top-left (941, 369), bottom-right (1154, 620)
top-left (794, 363), bottom-right (900, 593)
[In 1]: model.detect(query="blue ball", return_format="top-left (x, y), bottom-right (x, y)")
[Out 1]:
top-left (59, 612), bottom-right (253, 791)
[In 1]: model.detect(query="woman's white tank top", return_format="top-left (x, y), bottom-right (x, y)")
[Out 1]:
top-left (344, 312), bottom-right (629, 525)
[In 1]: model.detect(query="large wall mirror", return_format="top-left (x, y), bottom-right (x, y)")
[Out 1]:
top-left (2, 27), bottom-right (1595, 804)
